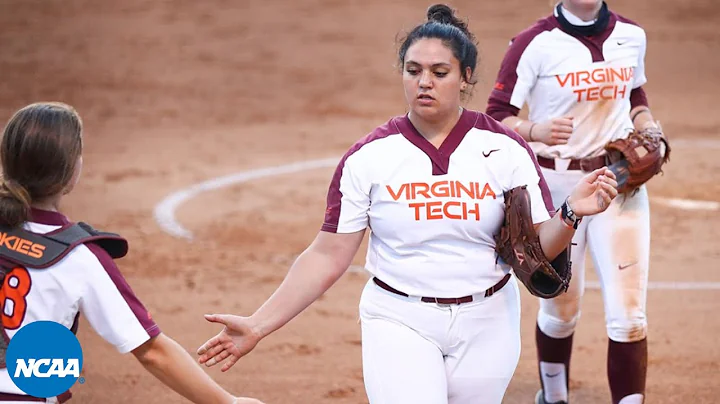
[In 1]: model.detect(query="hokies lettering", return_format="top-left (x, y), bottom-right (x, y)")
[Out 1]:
top-left (386, 181), bottom-right (496, 221)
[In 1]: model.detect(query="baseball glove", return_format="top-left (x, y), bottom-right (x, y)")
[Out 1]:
top-left (604, 126), bottom-right (670, 194)
top-left (494, 186), bottom-right (572, 299)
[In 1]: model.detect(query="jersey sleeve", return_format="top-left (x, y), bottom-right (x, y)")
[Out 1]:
top-left (80, 244), bottom-right (160, 354)
top-left (509, 141), bottom-right (554, 224)
top-left (632, 31), bottom-right (648, 89)
top-left (321, 151), bottom-right (370, 233)
top-left (487, 33), bottom-right (543, 112)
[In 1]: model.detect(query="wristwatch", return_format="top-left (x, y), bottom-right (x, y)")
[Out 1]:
top-left (561, 198), bottom-right (582, 229)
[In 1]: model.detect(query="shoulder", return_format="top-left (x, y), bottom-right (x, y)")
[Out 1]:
top-left (507, 16), bottom-right (558, 53)
top-left (612, 12), bottom-right (647, 38)
top-left (613, 12), bottom-right (644, 29)
top-left (470, 111), bottom-right (527, 147)
top-left (340, 117), bottom-right (405, 165)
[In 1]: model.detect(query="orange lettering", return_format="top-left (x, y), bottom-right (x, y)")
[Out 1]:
top-left (591, 68), bottom-right (606, 83)
top-left (431, 181), bottom-right (450, 198)
top-left (464, 203), bottom-right (481, 221)
top-left (577, 71), bottom-right (591, 85)
top-left (586, 86), bottom-right (600, 101)
top-left (443, 201), bottom-right (462, 219)
top-left (616, 84), bottom-right (627, 99)
top-left (455, 182), bottom-right (475, 199)
top-left (556, 73), bottom-right (573, 87)
top-left (408, 202), bottom-right (424, 220)
top-left (16, 239), bottom-right (31, 254)
top-left (479, 183), bottom-right (497, 199)
top-left (609, 67), bottom-right (624, 83)
top-left (426, 201), bottom-right (443, 220)
top-left (386, 184), bottom-right (409, 201)
top-left (412, 183), bottom-right (431, 199)
top-left (600, 85), bottom-right (615, 100)
top-left (29, 244), bottom-right (45, 259)
top-left (0, 266), bottom-right (31, 330)
top-left (574, 88), bottom-right (585, 102)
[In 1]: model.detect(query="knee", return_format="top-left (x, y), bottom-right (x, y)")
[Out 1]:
top-left (537, 307), bottom-right (581, 339)
top-left (607, 317), bottom-right (647, 342)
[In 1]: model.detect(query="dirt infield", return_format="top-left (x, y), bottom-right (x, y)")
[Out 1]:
top-left (1, 0), bottom-right (719, 403)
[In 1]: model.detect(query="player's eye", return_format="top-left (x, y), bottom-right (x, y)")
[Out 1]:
top-left (434, 71), bottom-right (448, 78)
top-left (406, 68), bottom-right (420, 75)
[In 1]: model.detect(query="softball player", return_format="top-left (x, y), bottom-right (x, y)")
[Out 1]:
top-left (486, 1), bottom-right (665, 403)
top-left (0, 102), bottom-right (262, 404)
top-left (197, 5), bottom-right (618, 404)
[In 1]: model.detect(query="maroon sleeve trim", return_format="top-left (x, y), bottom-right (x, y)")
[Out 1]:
top-left (321, 119), bottom-right (399, 232)
top-left (630, 87), bottom-right (649, 109)
top-left (486, 98), bottom-right (520, 123)
top-left (86, 243), bottom-right (160, 337)
top-left (486, 17), bottom-right (554, 111)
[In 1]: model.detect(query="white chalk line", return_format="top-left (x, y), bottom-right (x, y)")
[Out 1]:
top-left (153, 153), bottom-right (720, 291)
top-left (153, 158), bottom-right (339, 240)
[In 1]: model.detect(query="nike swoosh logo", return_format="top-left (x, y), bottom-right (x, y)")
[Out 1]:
top-left (545, 372), bottom-right (562, 378)
top-left (483, 149), bottom-right (500, 158)
top-left (617, 40), bottom-right (628, 45)
top-left (618, 262), bottom-right (637, 270)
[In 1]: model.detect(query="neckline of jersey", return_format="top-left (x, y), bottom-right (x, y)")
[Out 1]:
top-left (29, 208), bottom-right (70, 226)
top-left (549, 9), bottom-right (618, 63)
top-left (394, 108), bottom-right (478, 176)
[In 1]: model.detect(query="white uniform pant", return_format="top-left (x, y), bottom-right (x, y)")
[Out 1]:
top-left (537, 167), bottom-right (650, 343)
top-left (359, 275), bottom-right (522, 404)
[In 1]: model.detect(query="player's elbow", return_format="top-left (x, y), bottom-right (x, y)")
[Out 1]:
top-left (132, 333), bottom-right (167, 367)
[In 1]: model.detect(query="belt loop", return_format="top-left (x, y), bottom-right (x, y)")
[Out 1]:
top-left (554, 158), bottom-right (571, 171)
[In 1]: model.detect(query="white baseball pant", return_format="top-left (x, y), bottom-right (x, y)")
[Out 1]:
top-left (359, 274), bottom-right (522, 404)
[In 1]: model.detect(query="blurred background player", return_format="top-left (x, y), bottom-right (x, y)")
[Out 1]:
top-left (196, 4), bottom-right (618, 404)
top-left (486, 1), bottom-right (668, 403)
top-left (0, 102), bottom-right (262, 404)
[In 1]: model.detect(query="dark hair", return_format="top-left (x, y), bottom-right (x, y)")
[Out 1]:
top-left (0, 102), bottom-right (83, 227)
top-left (398, 4), bottom-right (479, 93)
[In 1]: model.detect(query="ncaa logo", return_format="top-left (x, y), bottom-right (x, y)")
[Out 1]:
top-left (6, 321), bottom-right (83, 398)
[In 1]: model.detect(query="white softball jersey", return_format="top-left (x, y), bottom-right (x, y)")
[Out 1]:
top-left (0, 209), bottom-right (160, 396)
top-left (488, 9), bottom-right (648, 159)
top-left (322, 109), bottom-right (554, 298)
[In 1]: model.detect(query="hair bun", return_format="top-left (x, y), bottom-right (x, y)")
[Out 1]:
top-left (426, 4), bottom-right (473, 40)
top-left (426, 4), bottom-right (455, 24)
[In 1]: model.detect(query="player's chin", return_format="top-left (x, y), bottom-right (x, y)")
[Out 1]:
top-left (410, 103), bottom-right (442, 119)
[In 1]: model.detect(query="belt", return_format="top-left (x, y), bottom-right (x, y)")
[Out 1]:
top-left (537, 155), bottom-right (607, 171)
top-left (372, 273), bottom-right (511, 305)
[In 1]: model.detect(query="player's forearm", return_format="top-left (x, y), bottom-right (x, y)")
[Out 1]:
top-left (501, 116), bottom-right (533, 142)
top-left (249, 243), bottom-right (350, 339)
top-left (134, 334), bottom-right (235, 404)
top-left (630, 106), bottom-right (659, 132)
top-left (537, 213), bottom-right (575, 261)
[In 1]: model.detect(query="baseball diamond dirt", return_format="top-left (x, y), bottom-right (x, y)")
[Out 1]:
top-left (0, 0), bottom-right (718, 403)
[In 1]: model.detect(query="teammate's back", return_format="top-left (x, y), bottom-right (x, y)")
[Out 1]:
top-left (0, 102), bottom-right (263, 403)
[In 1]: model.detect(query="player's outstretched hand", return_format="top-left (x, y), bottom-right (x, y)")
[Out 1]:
top-left (567, 167), bottom-right (618, 217)
top-left (197, 314), bottom-right (262, 372)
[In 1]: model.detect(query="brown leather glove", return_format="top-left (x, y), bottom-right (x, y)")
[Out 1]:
top-left (494, 186), bottom-right (572, 299)
top-left (605, 126), bottom-right (670, 194)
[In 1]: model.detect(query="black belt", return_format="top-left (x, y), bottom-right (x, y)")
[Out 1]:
top-left (373, 273), bottom-right (511, 305)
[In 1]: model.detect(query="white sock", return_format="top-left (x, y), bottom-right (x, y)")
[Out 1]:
top-left (540, 361), bottom-right (567, 402)
top-left (618, 394), bottom-right (644, 404)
